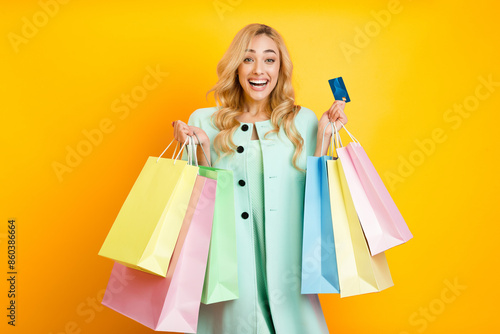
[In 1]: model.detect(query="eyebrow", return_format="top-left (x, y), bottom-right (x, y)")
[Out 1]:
top-left (245, 48), bottom-right (277, 54)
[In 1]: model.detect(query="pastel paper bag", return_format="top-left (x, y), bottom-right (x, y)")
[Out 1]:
top-left (301, 155), bottom-right (340, 294)
top-left (340, 125), bottom-right (413, 255)
top-left (102, 176), bottom-right (217, 333)
top-left (198, 166), bottom-right (239, 304)
top-left (327, 152), bottom-right (393, 298)
top-left (98, 138), bottom-right (198, 277)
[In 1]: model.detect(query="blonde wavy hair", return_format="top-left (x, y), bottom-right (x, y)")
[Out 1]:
top-left (206, 23), bottom-right (305, 172)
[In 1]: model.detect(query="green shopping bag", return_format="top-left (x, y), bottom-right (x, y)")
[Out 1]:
top-left (198, 166), bottom-right (239, 304)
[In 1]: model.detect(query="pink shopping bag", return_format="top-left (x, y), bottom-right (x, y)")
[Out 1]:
top-left (102, 175), bottom-right (217, 333)
top-left (336, 123), bottom-right (412, 255)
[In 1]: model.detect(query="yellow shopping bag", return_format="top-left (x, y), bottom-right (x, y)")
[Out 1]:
top-left (98, 137), bottom-right (198, 277)
top-left (327, 124), bottom-right (393, 297)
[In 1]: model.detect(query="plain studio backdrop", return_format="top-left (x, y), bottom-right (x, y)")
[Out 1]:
top-left (1, 0), bottom-right (499, 333)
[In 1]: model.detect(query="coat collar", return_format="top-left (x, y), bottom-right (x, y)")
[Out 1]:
top-left (232, 120), bottom-right (277, 145)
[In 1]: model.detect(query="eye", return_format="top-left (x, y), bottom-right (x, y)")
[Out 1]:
top-left (265, 59), bottom-right (276, 63)
top-left (243, 57), bottom-right (253, 63)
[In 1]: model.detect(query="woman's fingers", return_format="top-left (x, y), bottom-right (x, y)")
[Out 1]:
top-left (329, 100), bottom-right (345, 111)
top-left (327, 101), bottom-right (345, 120)
top-left (319, 101), bottom-right (348, 140)
top-left (188, 126), bottom-right (202, 145)
top-left (172, 121), bottom-right (208, 146)
top-left (172, 120), bottom-right (191, 143)
top-left (329, 111), bottom-right (340, 123)
top-left (330, 109), bottom-right (339, 119)
top-left (328, 101), bottom-right (348, 126)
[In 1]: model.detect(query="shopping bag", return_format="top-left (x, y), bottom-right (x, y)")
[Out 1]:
top-left (301, 127), bottom-right (340, 294)
top-left (98, 137), bottom-right (198, 277)
top-left (337, 123), bottom-right (413, 255)
top-left (198, 166), bottom-right (238, 304)
top-left (102, 173), bottom-right (217, 333)
top-left (181, 132), bottom-right (239, 304)
top-left (327, 124), bottom-right (393, 297)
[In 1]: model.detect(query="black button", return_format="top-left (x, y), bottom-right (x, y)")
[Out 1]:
top-left (241, 212), bottom-right (249, 219)
top-left (238, 180), bottom-right (246, 186)
top-left (237, 146), bottom-right (244, 153)
top-left (241, 124), bottom-right (249, 131)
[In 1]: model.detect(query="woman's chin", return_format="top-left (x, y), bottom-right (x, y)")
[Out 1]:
top-left (243, 86), bottom-right (275, 103)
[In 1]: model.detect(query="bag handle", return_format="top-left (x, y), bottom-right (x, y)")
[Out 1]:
top-left (192, 131), bottom-right (211, 167)
top-left (320, 122), bottom-right (333, 157)
top-left (171, 141), bottom-right (180, 160)
top-left (156, 136), bottom-right (190, 164)
top-left (184, 132), bottom-right (211, 167)
top-left (156, 133), bottom-right (212, 167)
top-left (337, 120), bottom-right (360, 145)
top-left (333, 122), bottom-right (343, 149)
top-left (188, 136), bottom-right (194, 166)
top-left (320, 122), bottom-right (343, 158)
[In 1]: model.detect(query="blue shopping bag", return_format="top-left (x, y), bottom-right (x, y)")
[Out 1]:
top-left (301, 154), bottom-right (340, 294)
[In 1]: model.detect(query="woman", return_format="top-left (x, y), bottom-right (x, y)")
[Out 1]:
top-left (173, 23), bottom-right (347, 334)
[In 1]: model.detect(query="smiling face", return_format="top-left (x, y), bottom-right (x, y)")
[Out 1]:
top-left (237, 34), bottom-right (280, 105)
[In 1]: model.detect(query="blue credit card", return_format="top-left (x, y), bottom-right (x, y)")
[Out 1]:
top-left (328, 77), bottom-right (350, 102)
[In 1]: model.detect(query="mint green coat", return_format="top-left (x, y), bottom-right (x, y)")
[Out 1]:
top-left (183, 106), bottom-right (329, 334)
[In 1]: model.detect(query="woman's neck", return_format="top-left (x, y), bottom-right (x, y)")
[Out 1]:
top-left (241, 96), bottom-right (270, 117)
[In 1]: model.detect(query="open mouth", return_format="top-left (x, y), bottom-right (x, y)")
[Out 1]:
top-left (248, 79), bottom-right (269, 87)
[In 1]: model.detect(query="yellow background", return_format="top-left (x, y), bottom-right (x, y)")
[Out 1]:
top-left (2, 0), bottom-right (499, 333)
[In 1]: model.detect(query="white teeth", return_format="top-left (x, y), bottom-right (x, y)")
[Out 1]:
top-left (249, 79), bottom-right (268, 87)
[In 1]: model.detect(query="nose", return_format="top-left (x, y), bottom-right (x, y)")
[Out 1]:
top-left (252, 60), bottom-right (264, 75)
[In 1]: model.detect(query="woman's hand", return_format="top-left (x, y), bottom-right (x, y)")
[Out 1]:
top-left (172, 120), bottom-right (209, 146)
top-left (314, 100), bottom-right (348, 157)
top-left (327, 100), bottom-right (348, 131)
top-left (172, 120), bottom-right (211, 166)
